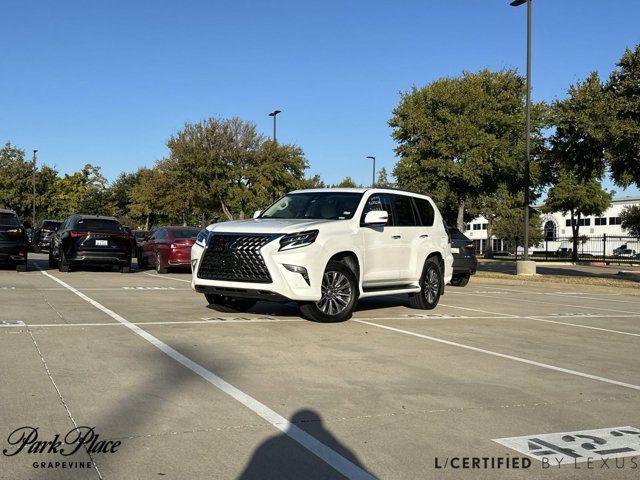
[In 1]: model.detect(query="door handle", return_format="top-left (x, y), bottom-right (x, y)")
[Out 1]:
top-left (419, 234), bottom-right (429, 238)
top-left (392, 235), bottom-right (402, 239)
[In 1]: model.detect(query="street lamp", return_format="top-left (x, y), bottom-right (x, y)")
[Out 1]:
top-left (366, 156), bottom-right (376, 187)
top-left (511, 0), bottom-right (535, 273)
top-left (268, 110), bottom-right (281, 143)
top-left (32, 150), bottom-right (38, 226)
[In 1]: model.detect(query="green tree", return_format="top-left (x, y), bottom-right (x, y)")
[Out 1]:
top-left (492, 205), bottom-right (543, 255)
top-left (390, 69), bottom-right (548, 230)
top-left (48, 164), bottom-right (112, 218)
top-left (606, 44), bottom-right (640, 188)
top-left (467, 185), bottom-right (513, 258)
top-left (129, 166), bottom-right (173, 229)
top-left (543, 170), bottom-right (613, 262)
top-left (620, 205), bottom-right (640, 237)
top-left (334, 177), bottom-right (358, 188)
top-left (0, 142), bottom-right (32, 219)
top-left (108, 171), bottom-right (140, 224)
top-left (375, 167), bottom-right (394, 187)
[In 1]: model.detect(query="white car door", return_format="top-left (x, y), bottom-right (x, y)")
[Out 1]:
top-left (390, 194), bottom-right (424, 282)
top-left (410, 196), bottom-right (440, 280)
top-left (360, 193), bottom-right (402, 285)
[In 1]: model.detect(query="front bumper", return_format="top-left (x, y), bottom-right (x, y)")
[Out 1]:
top-left (191, 238), bottom-right (327, 302)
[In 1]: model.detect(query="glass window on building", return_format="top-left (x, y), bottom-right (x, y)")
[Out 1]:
top-left (473, 224), bottom-right (481, 230)
top-left (482, 224), bottom-right (488, 230)
top-left (609, 217), bottom-right (622, 225)
top-left (595, 217), bottom-right (606, 226)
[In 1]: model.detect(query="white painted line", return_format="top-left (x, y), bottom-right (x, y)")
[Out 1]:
top-left (518, 316), bottom-right (640, 338)
top-left (39, 270), bottom-right (374, 480)
top-left (447, 290), bottom-right (640, 316)
top-left (144, 272), bottom-right (191, 283)
top-left (482, 285), bottom-right (640, 305)
top-left (2, 318), bottom-right (306, 328)
top-left (354, 319), bottom-right (640, 392)
top-left (439, 303), bottom-right (516, 317)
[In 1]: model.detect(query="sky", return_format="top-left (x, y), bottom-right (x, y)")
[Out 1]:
top-left (2, 0), bottom-right (639, 197)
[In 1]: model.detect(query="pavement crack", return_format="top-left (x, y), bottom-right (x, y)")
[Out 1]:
top-left (26, 327), bottom-right (103, 480)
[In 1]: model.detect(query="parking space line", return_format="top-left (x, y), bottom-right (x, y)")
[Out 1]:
top-left (143, 272), bottom-right (191, 283)
top-left (524, 316), bottom-right (640, 338)
top-left (447, 290), bottom-right (640, 316)
top-left (38, 270), bottom-right (375, 480)
top-left (354, 320), bottom-right (640, 392)
top-left (478, 285), bottom-right (640, 305)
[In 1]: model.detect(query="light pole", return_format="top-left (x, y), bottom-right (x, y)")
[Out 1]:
top-left (268, 110), bottom-right (281, 143)
top-left (32, 150), bottom-right (38, 226)
top-left (366, 156), bottom-right (376, 187)
top-left (511, 0), bottom-right (535, 272)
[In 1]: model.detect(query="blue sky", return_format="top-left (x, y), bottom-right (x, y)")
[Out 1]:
top-left (2, 0), bottom-right (639, 197)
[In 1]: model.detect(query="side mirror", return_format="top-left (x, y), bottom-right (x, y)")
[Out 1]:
top-left (363, 210), bottom-right (388, 225)
top-left (22, 220), bottom-right (32, 230)
top-left (253, 210), bottom-right (262, 219)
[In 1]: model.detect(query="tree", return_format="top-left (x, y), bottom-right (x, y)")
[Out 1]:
top-left (334, 177), bottom-right (358, 188)
top-left (467, 185), bottom-right (513, 258)
top-left (375, 167), bottom-right (394, 187)
top-left (48, 164), bottom-right (111, 218)
top-left (492, 205), bottom-right (543, 255)
top-left (606, 44), bottom-right (640, 188)
top-left (108, 171), bottom-right (140, 224)
top-left (548, 72), bottom-right (610, 181)
top-left (166, 117), bottom-right (308, 221)
top-left (620, 205), bottom-right (640, 237)
top-left (390, 69), bottom-right (548, 230)
top-left (129, 166), bottom-right (173, 229)
top-left (543, 170), bottom-right (613, 262)
top-left (0, 142), bottom-right (32, 219)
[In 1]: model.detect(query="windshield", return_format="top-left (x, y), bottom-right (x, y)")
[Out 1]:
top-left (42, 221), bottom-right (61, 230)
top-left (0, 213), bottom-right (20, 226)
top-left (73, 218), bottom-right (124, 232)
top-left (260, 192), bottom-right (363, 220)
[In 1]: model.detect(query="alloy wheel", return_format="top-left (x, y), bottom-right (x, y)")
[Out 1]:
top-left (424, 267), bottom-right (440, 304)
top-left (316, 271), bottom-right (352, 316)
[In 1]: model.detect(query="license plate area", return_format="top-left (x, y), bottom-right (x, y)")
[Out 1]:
top-left (95, 239), bottom-right (108, 246)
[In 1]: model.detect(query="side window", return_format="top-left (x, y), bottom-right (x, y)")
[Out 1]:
top-left (413, 198), bottom-right (435, 227)
top-left (361, 194), bottom-right (393, 224)
top-left (392, 194), bottom-right (418, 227)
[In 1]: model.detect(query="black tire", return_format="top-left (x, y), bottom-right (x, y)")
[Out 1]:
top-left (299, 260), bottom-right (358, 323)
top-left (120, 264), bottom-right (131, 273)
top-left (409, 257), bottom-right (442, 310)
top-left (205, 294), bottom-right (257, 313)
top-left (155, 252), bottom-right (167, 274)
top-left (450, 274), bottom-right (470, 287)
top-left (58, 249), bottom-right (70, 272)
top-left (16, 263), bottom-right (27, 272)
top-left (48, 251), bottom-right (58, 268)
top-left (137, 252), bottom-right (147, 269)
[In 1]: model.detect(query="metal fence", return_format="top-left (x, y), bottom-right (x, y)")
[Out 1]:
top-left (526, 235), bottom-right (640, 264)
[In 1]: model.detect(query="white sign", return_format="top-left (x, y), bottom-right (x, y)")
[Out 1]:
top-left (494, 426), bottom-right (640, 464)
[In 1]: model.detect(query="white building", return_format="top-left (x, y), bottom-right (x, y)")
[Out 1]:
top-left (465, 196), bottom-right (640, 255)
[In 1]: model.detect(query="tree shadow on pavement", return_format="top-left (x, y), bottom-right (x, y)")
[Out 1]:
top-left (238, 409), bottom-right (376, 480)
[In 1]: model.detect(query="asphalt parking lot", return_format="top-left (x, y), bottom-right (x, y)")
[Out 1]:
top-left (1, 254), bottom-right (640, 480)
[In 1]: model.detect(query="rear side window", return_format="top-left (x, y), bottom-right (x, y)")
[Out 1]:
top-left (0, 213), bottom-right (20, 226)
top-left (73, 218), bottom-right (123, 232)
top-left (42, 221), bottom-right (61, 230)
top-left (392, 194), bottom-right (418, 226)
top-left (413, 198), bottom-right (435, 227)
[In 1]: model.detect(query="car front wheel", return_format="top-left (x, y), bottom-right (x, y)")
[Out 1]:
top-left (299, 260), bottom-right (358, 323)
top-left (409, 257), bottom-right (442, 310)
top-left (450, 274), bottom-right (470, 287)
top-left (155, 252), bottom-right (167, 274)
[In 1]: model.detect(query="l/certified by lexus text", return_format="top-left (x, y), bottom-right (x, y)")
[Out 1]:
top-left (191, 188), bottom-right (453, 322)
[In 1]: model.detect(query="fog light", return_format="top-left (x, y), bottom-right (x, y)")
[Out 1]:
top-left (283, 264), bottom-right (310, 285)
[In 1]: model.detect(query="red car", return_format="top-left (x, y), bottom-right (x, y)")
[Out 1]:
top-left (138, 226), bottom-right (200, 273)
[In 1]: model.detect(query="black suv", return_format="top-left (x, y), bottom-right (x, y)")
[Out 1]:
top-left (448, 227), bottom-right (477, 287)
top-left (0, 209), bottom-right (31, 271)
top-left (32, 219), bottom-right (62, 252)
top-left (49, 215), bottom-right (132, 272)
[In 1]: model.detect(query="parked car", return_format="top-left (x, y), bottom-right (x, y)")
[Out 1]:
top-left (138, 226), bottom-right (200, 273)
top-left (613, 245), bottom-right (637, 258)
top-left (0, 209), bottom-right (30, 271)
top-left (49, 215), bottom-right (132, 272)
top-left (131, 229), bottom-right (149, 258)
top-left (191, 188), bottom-right (454, 322)
top-left (447, 227), bottom-right (476, 287)
top-left (32, 219), bottom-right (62, 252)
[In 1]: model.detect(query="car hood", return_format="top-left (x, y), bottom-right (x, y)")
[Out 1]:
top-left (206, 218), bottom-right (338, 234)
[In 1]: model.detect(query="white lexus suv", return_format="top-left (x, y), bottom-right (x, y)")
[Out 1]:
top-left (191, 188), bottom-right (453, 322)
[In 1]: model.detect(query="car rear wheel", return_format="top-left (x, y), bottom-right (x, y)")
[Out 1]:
top-left (138, 252), bottom-right (147, 269)
top-left (155, 252), bottom-right (167, 274)
top-left (58, 249), bottom-right (70, 272)
top-left (450, 274), bottom-right (470, 287)
top-left (120, 263), bottom-right (131, 273)
top-left (48, 251), bottom-right (58, 268)
top-left (409, 257), bottom-right (442, 310)
top-left (299, 260), bottom-right (358, 323)
top-left (205, 294), bottom-right (257, 313)
top-left (16, 262), bottom-right (27, 272)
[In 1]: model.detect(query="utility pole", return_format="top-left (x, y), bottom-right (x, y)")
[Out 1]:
top-left (366, 156), bottom-right (376, 187)
top-left (268, 110), bottom-right (281, 143)
top-left (32, 150), bottom-right (38, 226)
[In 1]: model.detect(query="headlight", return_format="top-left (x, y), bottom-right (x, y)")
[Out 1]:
top-left (195, 229), bottom-right (211, 247)
top-left (279, 230), bottom-right (319, 251)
